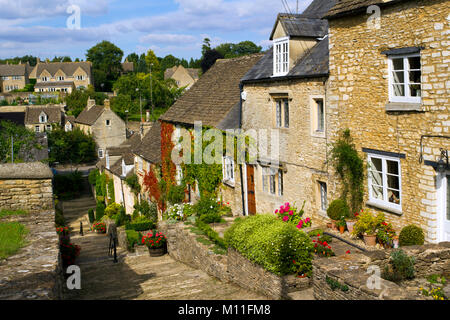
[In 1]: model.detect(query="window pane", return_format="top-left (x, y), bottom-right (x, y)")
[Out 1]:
top-left (276, 101), bottom-right (281, 127)
top-left (392, 71), bottom-right (404, 83)
top-left (278, 171), bottom-right (283, 196)
top-left (410, 84), bottom-right (421, 97)
top-left (284, 100), bottom-right (289, 128)
top-left (372, 185), bottom-right (384, 200)
top-left (387, 160), bottom-right (399, 175)
top-left (392, 58), bottom-right (404, 70)
top-left (316, 99), bottom-right (324, 131)
top-left (270, 175), bottom-right (275, 194)
top-left (388, 189), bottom-right (400, 204)
top-left (370, 169), bottom-right (383, 187)
top-left (408, 56), bottom-right (420, 70)
top-left (393, 83), bottom-right (405, 96)
top-left (370, 157), bottom-right (383, 172)
top-left (409, 70), bottom-right (421, 83)
top-left (387, 174), bottom-right (400, 190)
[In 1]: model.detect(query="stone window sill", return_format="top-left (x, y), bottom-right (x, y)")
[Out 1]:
top-left (223, 179), bottom-right (235, 188)
top-left (385, 102), bottom-right (422, 112)
top-left (366, 200), bottom-right (402, 216)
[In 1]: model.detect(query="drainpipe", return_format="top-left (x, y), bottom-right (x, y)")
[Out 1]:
top-left (238, 82), bottom-right (246, 216)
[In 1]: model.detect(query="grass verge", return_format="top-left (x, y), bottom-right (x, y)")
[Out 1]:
top-left (0, 222), bottom-right (29, 260)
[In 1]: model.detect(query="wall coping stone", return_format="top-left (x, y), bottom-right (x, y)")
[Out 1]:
top-left (0, 162), bottom-right (53, 179)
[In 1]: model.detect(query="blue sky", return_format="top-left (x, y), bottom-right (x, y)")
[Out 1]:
top-left (0, 0), bottom-right (313, 61)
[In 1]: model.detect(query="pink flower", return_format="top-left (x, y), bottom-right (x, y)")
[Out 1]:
top-left (306, 217), bottom-right (310, 222)
top-left (283, 216), bottom-right (289, 222)
top-left (289, 210), bottom-right (293, 216)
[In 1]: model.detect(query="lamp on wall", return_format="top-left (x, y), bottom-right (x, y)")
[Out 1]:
top-left (437, 148), bottom-right (449, 173)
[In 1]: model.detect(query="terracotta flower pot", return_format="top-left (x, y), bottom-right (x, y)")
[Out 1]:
top-left (331, 220), bottom-right (338, 231)
top-left (346, 220), bottom-right (356, 234)
top-left (363, 234), bottom-right (377, 246)
top-left (327, 222), bottom-right (332, 229)
top-left (339, 226), bottom-right (345, 234)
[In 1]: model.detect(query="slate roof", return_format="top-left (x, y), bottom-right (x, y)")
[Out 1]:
top-left (164, 66), bottom-right (177, 79)
top-left (324, 0), bottom-right (410, 19)
top-left (0, 64), bottom-right (28, 77)
top-left (133, 121), bottom-right (162, 164)
top-left (34, 81), bottom-right (75, 88)
top-left (31, 61), bottom-right (91, 78)
top-left (160, 53), bottom-right (264, 127)
top-left (302, 0), bottom-right (338, 18)
top-left (25, 106), bottom-right (63, 125)
top-left (75, 105), bottom-right (104, 126)
top-left (122, 62), bottom-right (134, 73)
top-left (186, 68), bottom-right (200, 80)
top-left (241, 37), bottom-right (329, 83)
top-left (164, 66), bottom-right (200, 81)
top-left (270, 14), bottom-right (329, 39)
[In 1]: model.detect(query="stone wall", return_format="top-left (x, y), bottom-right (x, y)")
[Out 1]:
top-left (0, 210), bottom-right (63, 300)
top-left (313, 242), bottom-right (450, 300)
top-left (326, 0), bottom-right (450, 242)
top-left (0, 162), bottom-right (54, 213)
top-left (159, 221), bottom-right (310, 299)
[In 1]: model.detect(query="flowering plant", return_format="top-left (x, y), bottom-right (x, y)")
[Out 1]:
top-left (217, 201), bottom-right (232, 215)
top-left (377, 221), bottom-right (396, 246)
top-left (142, 231), bottom-right (167, 248)
top-left (56, 226), bottom-right (70, 235)
top-left (313, 239), bottom-right (335, 257)
top-left (93, 222), bottom-right (106, 233)
top-left (275, 201), bottom-right (305, 225)
top-left (296, 217), bottom-right (312, 230)
top-left (164, 203), bottom-right (185, 221)
top-left (60, 242), bottom-right (81, 266)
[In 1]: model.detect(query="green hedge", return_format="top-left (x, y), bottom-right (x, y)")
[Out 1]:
top-left (126, 230), bottom-right (140, 251)
top-left (195, 219), bottom-right (227, 250)
top-left (125, 220), bottom-right (155, 232)
top-left (224, 214), bottom-right (314, 276)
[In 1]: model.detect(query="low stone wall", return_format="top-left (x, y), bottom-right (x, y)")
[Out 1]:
top-left (0, 210), bottom-right (63, 300)
top-left (0, 162), bottom-right (54, 213)
top-left (159, 221), bottom-right (310, 299)
top-left (313, 242), bottom-right (450, 300)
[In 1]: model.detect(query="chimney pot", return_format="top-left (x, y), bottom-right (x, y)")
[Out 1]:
top-left (104, 99), bottom-right (110, 110)
top-left (87, 97), bottom-right (96, 110)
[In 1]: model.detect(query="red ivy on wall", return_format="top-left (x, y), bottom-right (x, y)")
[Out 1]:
top-left (161, 121), bottom-right (176, 188)
top-left (143, 167), bottom-right (164, 212)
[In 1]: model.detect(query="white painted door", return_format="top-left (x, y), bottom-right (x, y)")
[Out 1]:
top-left (437, 172), bottom-right (450, 242)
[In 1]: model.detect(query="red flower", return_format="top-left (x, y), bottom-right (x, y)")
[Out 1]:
top-left (346, 250), bottom-right (351, 254)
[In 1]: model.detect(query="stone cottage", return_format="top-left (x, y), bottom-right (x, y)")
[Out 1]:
top-left (75, 98), bottom-right (127, 159)
top-left (164, 65), bottom-right (200, 90)
top-left (24, 105), bottom-right (64, 133)
top-left (0, 62), bottom-right (33, 93)
top-left (239, 0), bottom-right (335, 219)
top-left (159, 54), bottom-right (264, 215)
top-left (324, 0), bottom-right (450, 242)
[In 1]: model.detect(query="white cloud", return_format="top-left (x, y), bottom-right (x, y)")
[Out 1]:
top-left (140, 33), bottom-right (198, 45)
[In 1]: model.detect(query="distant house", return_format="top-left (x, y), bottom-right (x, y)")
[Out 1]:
top-left (0, 62), bottom-right (33, 92)
top-left (63, 115), bottom-right (76, 132)
top-left (121, 60), bottom-right (134, 75)
top-left (24, 105), bottom-right (64, 133)
top-left (164, 65), bottom-right (200, 90)
top-left (29, 61), bottom-right (92, 93)
top-left (75, 98), bottom-right (127, 159)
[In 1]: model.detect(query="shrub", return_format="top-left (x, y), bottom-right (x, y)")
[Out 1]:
top-left (88, 208), bottom-right (95, 224)
top-left (142, 231), bottom-right (167, 248)
top-left (115, 207), bottom-right (129, 227)
top-left (326, 199), bottom-right (350, 221)
top-left (125, 217), bottom-right (156, 232)
top-left (134, 200), bottom-right (157, 223)
top-left (105, 203), bottom-right (122, 218)
top-left (167, 184), bottom-right (186, 205)
top-left (55, 208), bottom-right (66, 227)
top-left (126, 230), bottom-right (139, 251)
top-left (399, 225), bottom-right (425, 246)
top-left (53, 171), bottom-right (84, 200)
top-left (92, 222), bottom-right (106, 233)
top-left (195, 219), bottom-right (227, 250)
top-left (224, 214), bottom-right (314, 276)
top-left (198, 211), bottom-right (222, 224)
top-left (352, 209), bottom-right (385, 236)
top-left (382, 249), bottom-right (415, 282)
top-left (95, 202), bottom-right (106, 221)
top-left (275, 201), bottom-right (305, 226)
top-left (194, 196), bottom-right (221, 217)
top-left (88, 169), bottom-right (99, 186)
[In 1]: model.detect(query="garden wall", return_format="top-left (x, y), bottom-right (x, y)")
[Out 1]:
top-left (159, 221), bottom-right (310, 299)
top-left (0, 162), bottom-right (54, 213)
top-left (312, 242), bottom-right (450, 300)
top-left (0, 210), bottom-right (63, 299)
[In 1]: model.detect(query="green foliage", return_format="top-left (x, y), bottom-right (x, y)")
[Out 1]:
top-left (318, 234), bottom-right (333, 244)
top-left (382, 249), bottom-right (415, 282)
top-left (326, 199), bottom-right (350, 221)
top-left (0, 120), bottom-right (37, 163)
top-left (125, 216), bottom-right (156, 232)
top-left (329, 129), bottom-right (365, 214)
top-left (125, 174), bottom-right (141, 194)
top-left (55, 208), bottom-right (66, 227)
top-left (114, 207), bottom-right (129, 227)
top-left (193, 196), bottom-right (222, 223)
top-left (0, 222), bottom-right (29, 260)
top-left (326, 276), bottom-right (349, 292)
top-left (167, 184), bottom-right (185, 205)
top-left (308, 229), bottom-right (324, 237)
top-left (107, 179), bottom-right (115, 203)
top-left (352, 209), bottom-right (385, 236)
top-left (88, 208), bottom-right (95, 224)
top-left (47, 127), bottom-right (97, 164)
top-left (88, 169), bottom-right (99, 186)
top-left (95, 172), bottom-right (107, 197)
top-left (225, 215), bottom-right (314, 276)
top-left (215, 41), bottom-right (262, 58)
top-left (125, 230), bottom-right (139, 251)
top-left (95, 201), bottom-right (106, 221)
top-left (399, 225), bottom-right (425, 246)
top-left (194, 218), bottom-right (227, 250)
top-left (0, 210), bottom-right (28, 218)
top-left (53, 171), bottom-right (84, 200)
top-left (105, 203), bottom-right (122, 218)
top-left (65, 86), bottom-right (107, 117)
top-left (86, 40), bottom-right (124, 91)
top-left (133, 200), bottom-right (157, 223)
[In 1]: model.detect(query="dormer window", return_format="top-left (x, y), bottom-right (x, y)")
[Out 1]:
top-left (273, 37), bottom-right (289, 77)
top-left (57, 76), bottom-right (64, 81)
top-left (41, 77), bottom-right (49, 82)
top-left (39, 112), bottom-right (47, 123)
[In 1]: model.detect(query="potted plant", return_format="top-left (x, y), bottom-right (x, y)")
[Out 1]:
top-left (92, 222), bottom-right (106, 234)
top-left (326, 199), bottom-right (350, 231)
top-left (337, 217), bottom-right (347, 234)
top-left (377, 221), bottom-right (396, 249)
top-left (142, 230), bottom-right (167, 257)
top-left (346, 211), bottom-right (360, 234)
top-left (352, 209), bottom-right (385, 246)
top-left (56, 226), bottom-right (70, 243)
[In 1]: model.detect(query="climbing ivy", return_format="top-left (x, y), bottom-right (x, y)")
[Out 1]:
top-left (329, 129), bottom-right (365, 214)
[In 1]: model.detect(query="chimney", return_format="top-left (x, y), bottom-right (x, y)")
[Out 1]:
top-left (146, 110), bottom-right (150, 122)
top-left (36, 57), bottom-right (40, 64)
top-left (104, 99), bottom-right (110, 110)
top-left (87, 97), bottom-right (96, 110)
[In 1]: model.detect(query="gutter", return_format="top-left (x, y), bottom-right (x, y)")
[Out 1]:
top-left (241, 73), bottom-right (329, 85)
top-left (238, 81), bottom-right (247, 216)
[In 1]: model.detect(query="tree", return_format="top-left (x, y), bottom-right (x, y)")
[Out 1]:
top-left (145, 49), bottom-right (161, 78)
top-left (215, 41), bottom-right (262, 58)
top-left (47, 128), bottom-right (97, 164)
top-left (201, 38), bottom-right (212, 56)
top-left (0, 121), bottom-right (37, 163)
top-left (160, 55), bottom-right (181, 74)
top-left (86, 40), bottom-right (124, 91)
top-left (201, 49), bottom-right (224, 73)
top-left (65, 86), bottom-right (107, 117)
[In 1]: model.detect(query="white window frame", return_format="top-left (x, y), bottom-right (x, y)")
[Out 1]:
top-left (39, 113), bottom-right (47, 123)
top-left (57, 76), bottom-right (64, 81)
top-left (98, 149), bottom-right (104, 159)
top-left (41, 77), bottom-right (49, 82)
top-left (318, 181), bottom-right (328, 212)
top-left (262, 166), bottom-right (283, 196)
top-left (35, 126), bottom-right (40, 133)
top-left (367, 153), bottom-right (402, 212)
top-left (106, 119), bottom-right (111, 126)
top-left (273, 37), bottom-right (289, 77)
top-left (222, 156), bottom-right (235, 186)
top-left (388, 53), bottom-right (421, 103)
